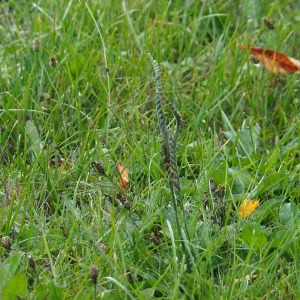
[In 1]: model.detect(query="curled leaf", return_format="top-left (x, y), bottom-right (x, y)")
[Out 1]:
top-left (234, 274), bottom-right (258, 284)
top-left (239, 199), bottom-right (260, 218)
top-left (240, 46), bottom-right (300, 73)
top-left (117, 160), bottom-right (130, 190)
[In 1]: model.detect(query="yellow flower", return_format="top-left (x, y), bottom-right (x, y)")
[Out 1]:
top-left (239, 200), bottom-right (260, 218)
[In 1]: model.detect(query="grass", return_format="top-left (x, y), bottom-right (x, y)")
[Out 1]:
top-left (0, 0), bottom-right (299, 299)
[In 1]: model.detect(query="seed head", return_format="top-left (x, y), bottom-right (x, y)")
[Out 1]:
top-left (2, 236), bottom-right (12, 250)
top-left (90, 265), bottom-right (98, 284)
top-left (28, 255), bottom-right (36, 270)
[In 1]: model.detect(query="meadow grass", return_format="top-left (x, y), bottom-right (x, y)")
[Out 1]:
top-left (0, 0), bottom-right (299, 299)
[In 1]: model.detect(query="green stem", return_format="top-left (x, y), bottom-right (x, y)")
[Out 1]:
top-left (143, 45), bottom-right (195, 272)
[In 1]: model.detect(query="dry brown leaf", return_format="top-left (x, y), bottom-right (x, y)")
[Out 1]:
top-left (240, 45), bottom-right (300, 73)
top-left (117, 160), bottom-right (130, 190)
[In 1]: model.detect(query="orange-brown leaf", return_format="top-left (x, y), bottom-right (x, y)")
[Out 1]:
top-left (240, 46), bottom-right (300, 73)
top-left (238, 199), bottom-right (260, 218)
top-left (117, 161), bottom-right (129, 190)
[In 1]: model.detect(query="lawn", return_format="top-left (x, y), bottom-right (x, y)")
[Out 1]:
top-left (0, 0), bottom-right (299, 299)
